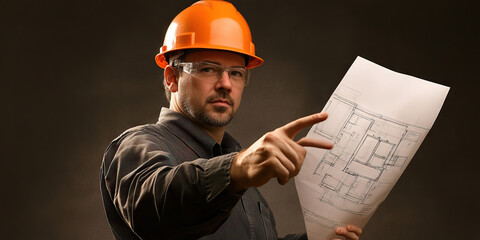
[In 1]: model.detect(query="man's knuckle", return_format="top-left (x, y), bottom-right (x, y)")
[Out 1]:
top-left (263, 132), bottom-right (278, 142)
top-left (258, 145), bottom-right (274, 156)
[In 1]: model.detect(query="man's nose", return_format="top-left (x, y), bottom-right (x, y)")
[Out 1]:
top-left (215, 71), bottom-right (232, 91)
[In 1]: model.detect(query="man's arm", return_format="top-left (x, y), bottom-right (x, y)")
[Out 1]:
top-left (102, 130), bottom-right (242, 239)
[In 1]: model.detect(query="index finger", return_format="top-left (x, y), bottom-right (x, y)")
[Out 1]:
top-left (280, 112), bottom-right (328, 139)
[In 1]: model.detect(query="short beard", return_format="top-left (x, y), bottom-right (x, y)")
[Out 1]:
top-left (197, 109), bottom-right (234, 127)
top-left (181, 94), bottom-right (235, 128)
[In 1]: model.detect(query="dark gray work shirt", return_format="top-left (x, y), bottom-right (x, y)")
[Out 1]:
top-left (100, 108), bottom-right (302, 240)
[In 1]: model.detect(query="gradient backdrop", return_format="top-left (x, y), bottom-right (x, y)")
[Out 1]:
top-left (1, 0), bottom-right (479, 239)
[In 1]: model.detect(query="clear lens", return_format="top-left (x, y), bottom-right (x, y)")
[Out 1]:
top-left (177, 62), bottom-right (248, 85)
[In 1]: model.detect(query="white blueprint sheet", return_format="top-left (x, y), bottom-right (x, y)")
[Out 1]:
top-left (295, 57), bottom-right (449, 239)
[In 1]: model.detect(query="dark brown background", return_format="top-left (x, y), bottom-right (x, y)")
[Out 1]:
top-left (1, 0), bottom-right (479, 239)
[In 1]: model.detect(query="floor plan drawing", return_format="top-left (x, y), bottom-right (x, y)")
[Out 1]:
top-left (310, 90), bottom-right (427, 217)
top-left (295, 56), bottom-right (449, 240)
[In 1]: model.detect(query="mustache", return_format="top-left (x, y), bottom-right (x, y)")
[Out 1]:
top-left (206, 93), bottom-right (234, 106)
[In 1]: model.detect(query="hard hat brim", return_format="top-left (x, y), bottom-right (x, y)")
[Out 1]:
top-left (155, 46), bottom-right (263, 70)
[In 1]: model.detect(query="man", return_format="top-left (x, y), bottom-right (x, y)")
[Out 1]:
top-left (100, 1), bottom-right (362, 239)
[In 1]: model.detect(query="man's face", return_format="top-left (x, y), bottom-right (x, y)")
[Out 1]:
top-left (173, 50), bottom-right (245, 128)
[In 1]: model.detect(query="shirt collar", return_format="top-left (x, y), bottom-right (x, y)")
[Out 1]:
top-left (156, 107), bottom-right (241, 158)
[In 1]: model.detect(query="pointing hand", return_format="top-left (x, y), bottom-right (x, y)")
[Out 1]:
top-left (229, 113), bottom-right (333, 191)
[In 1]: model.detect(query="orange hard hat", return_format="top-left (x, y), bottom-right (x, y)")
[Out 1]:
top-left (155, 0), bottom-right (263, 69)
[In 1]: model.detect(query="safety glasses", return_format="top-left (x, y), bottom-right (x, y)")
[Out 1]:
top-left (175, 61), bottom-right (250, 85)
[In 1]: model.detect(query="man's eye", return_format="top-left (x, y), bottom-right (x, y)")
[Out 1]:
top-left (199, 66), bottom-right (216, 73)
top-left (230, 70), bottom-right (244, 77)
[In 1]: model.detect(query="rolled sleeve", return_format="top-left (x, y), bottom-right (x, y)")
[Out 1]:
top-left (203, 152), bottom-right (238, 202)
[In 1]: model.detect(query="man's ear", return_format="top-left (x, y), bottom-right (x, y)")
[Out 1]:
top-left (164, 65), bottom-right (178, 93)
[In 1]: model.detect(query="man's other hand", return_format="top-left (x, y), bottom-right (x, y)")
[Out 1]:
top-left (333, 225), bottom-right (362, 240)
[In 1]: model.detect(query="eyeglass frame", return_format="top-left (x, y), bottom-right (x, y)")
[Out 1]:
top-left (172, 60), bottom-right (251, 86)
